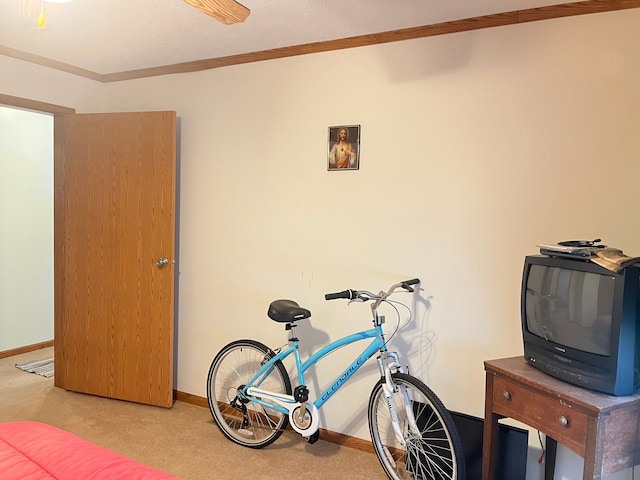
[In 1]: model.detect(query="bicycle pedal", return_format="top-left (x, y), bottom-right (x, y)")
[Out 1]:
top-left (304, 430), bottom-right (320, 444)
top-left (237, 428), bottom-right (254, 437)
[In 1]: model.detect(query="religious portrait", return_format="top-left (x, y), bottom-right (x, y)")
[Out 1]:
top-left (327, 125), bottom-right (360, 171)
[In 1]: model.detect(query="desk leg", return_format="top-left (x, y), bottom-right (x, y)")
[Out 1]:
top-left (582, 418), bottom-right (605, 480)
top-left (482, 372), bottom-right (499, 480)
top-left (545, 436), bottom-right (557, 480)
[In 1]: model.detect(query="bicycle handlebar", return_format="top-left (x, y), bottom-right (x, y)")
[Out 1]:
top-left (324, 290), bottom-right (358, 301)
top-left (324, 278), bottom-right (421, 302)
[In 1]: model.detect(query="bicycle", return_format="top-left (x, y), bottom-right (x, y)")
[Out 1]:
top-left (206, 278), bottom-right (466, 480)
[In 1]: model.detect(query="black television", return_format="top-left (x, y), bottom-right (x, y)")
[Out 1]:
top-left (521, 255), bottom-right (640, 396)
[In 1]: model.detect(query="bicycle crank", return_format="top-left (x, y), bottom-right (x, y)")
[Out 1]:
top-left (289, 403), bottom-right (320, 437)
top-left (246, 386), bottom-right (320, 437)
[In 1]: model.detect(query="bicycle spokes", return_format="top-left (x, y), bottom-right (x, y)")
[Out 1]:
top-left (368, 373), bottom-right (465, 479)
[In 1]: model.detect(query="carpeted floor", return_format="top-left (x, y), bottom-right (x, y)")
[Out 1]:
top-left (1, 347), bottom-right (386, 480)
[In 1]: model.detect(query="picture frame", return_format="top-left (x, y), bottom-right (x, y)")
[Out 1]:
top-left (327, 125), bottom-right (360, 171)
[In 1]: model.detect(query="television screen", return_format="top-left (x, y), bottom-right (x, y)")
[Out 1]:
top-left (524, 264), bottom-right (615, 356)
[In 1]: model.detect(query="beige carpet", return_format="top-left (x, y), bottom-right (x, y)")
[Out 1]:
top-left (1, 347), bottom-right (386, 479)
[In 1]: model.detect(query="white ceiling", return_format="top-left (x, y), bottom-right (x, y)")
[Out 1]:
top-left (1, 0), bottom-right (577, 76)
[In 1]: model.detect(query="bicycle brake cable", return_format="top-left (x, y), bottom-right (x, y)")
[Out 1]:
top-left (379, 299), bottom-right (401, 345)
top-left (381, 299), bottom-right (413, 345)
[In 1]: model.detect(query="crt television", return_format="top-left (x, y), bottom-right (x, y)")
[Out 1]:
top-left (521, 255), bottom-right (640, 396)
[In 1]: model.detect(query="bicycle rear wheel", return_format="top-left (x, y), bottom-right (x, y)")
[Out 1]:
top-left (368, 372), bottom-right (465, 480)
top-left (207, 339), bottom-right (292, 448)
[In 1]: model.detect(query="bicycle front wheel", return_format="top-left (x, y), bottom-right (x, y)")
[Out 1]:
top-left (207, 339), bottom-right (292, 448)
top-left (368, 373), bottom-right (465, 480)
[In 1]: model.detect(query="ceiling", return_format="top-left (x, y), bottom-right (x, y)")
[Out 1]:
top-left (0, 0), bottom-right (594, 77)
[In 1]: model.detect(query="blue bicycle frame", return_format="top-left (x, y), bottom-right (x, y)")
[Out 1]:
top-left (242, 322), bottom-right (388, 414)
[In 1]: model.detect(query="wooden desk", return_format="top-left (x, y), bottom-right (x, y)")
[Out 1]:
top-left (482, 356), bottom-right (640, 480)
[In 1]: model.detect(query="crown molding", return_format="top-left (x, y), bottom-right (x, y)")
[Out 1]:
top-left (2, 0), bottom-right (639, 83)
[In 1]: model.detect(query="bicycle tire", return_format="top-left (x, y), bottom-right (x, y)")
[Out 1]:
top-left (368, 372), bottom-right (466, 480)
top-left (207, 339), bottom-right (292, 448)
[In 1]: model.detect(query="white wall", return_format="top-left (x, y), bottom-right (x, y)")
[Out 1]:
top-left (0, 56), bottom-right (106, 112)
top-left (2, 8), bottom-right (640, 479)
top-left (0, 107), bottom-right (54, 350)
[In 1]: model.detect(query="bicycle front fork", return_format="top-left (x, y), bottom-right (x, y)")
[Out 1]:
top-left (377, 352), bottom-right (421, 447)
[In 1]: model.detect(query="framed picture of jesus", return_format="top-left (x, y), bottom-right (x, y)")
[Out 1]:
top-left (327, 125), bottom-right (360, 171)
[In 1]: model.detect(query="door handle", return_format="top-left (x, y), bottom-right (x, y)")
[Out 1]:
top-left (156, 257), bottom-right (170, 269)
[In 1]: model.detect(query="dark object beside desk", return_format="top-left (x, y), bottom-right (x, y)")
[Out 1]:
top-left (483, 356), bottom-right (640, 480)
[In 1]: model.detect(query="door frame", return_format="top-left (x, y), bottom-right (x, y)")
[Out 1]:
top-left (0, 94), bottom-right (74, 355)
top-left (0, 94), bottom-right (75, 115)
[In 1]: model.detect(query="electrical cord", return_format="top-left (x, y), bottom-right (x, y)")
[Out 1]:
top-left (537, 431), bottom-right (546, 464)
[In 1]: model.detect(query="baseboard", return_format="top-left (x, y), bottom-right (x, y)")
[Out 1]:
top-left (174, 390), bottom-right (375, 454)
top-left (174, 390), bottom-right (209, 408)
top-left (0, 340), bottom-right (54, 359)
top-left (317, 427), bottom-right (375, 454)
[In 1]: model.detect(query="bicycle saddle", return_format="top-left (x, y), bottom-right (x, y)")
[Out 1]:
top-left (268, 299), bottom-right (311, 323)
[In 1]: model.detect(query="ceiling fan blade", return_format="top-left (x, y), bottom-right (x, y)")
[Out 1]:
top-left (182, 0), bottom-right (250, 25)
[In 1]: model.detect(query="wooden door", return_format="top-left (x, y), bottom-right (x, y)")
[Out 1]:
top-left (53, 112), bottom-right (176, 408)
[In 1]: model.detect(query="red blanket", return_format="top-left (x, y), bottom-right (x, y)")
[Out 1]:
top-left (0, 421), bottom-right (180, 479)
